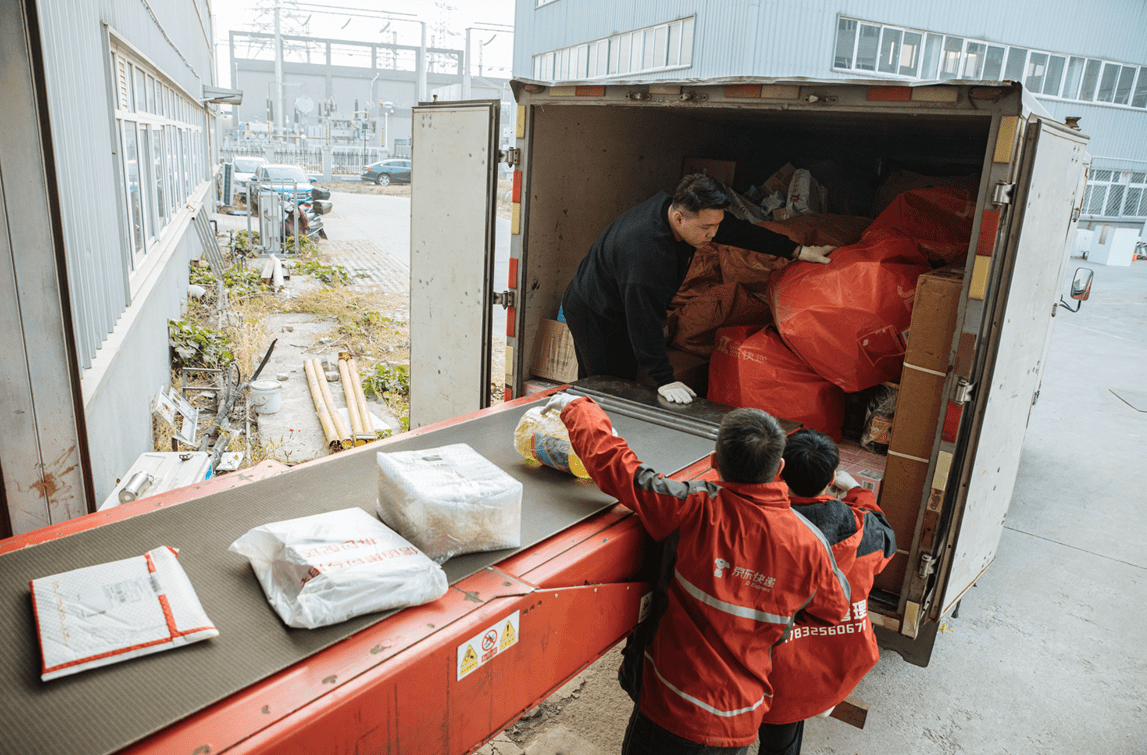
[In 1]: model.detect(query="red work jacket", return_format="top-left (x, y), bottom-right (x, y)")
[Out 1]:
top-left (562, 398), bottom-right (851, 747)
top-left (759, 487), bottom-right (896, 724)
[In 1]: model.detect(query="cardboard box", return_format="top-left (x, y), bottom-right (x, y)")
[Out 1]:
top-left (682, 157), bottom-right (736, 186)
top-left (762, 162), bottom-right (796, 195)
top-left (530, 319), bottom-right (578, 383)
top-left (836, 440), bottom-right (887, 499)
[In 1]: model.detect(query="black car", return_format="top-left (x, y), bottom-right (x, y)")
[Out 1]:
top-left (361, 159), bottom-right (412, 186)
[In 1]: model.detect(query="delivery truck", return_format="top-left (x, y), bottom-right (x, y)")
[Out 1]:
top-left (408, 77), bottom-right (1093, 666)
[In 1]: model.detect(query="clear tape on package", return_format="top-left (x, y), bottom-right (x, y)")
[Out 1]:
top-left (228, 507), bottom-right (448, 629)
top-left (30, 546), bottom-right (218, 681)
top-left (376, 443), bottom-right (523, 564)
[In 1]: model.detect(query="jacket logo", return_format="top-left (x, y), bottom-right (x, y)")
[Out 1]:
top-left (714, 559), bottom-right (777, 591)
top-left (714, 558), bottom-right (730, 577)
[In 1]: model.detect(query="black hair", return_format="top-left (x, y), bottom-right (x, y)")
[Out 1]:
top-left (714, 408), bottom-right (786, 484)
top-left (671, 173), bottom-right (731, 215)
top-left (781, 429), bottom-right (840, 497)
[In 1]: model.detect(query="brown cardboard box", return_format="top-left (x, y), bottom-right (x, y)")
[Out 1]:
top-left (875, 265), bottom-right (964, 589)
top-left (529, 320), bottom-right (578, 383)
top-left (682, 158), bottom-right (736, 186)
top-left (836, 441), bottom-right (887, 499)
top-left (762, 162), bottom-right (796, 195)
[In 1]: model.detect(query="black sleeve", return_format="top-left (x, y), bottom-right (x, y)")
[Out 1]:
top-left (712, 211), bottom-right (800, 260)
top-left (623, 282), bottom-right (675, 386)
top-left (857, 509), bottom-right (897, 559)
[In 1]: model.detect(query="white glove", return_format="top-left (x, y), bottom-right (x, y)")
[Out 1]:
top-left (543, 392), bottom-right (577, 414)
top-left (657, 381), bottom-right (696, 404)
top-left (834, 470), bottom-right (860, 492)
top-left (797, 245), bottom-right (835, 264)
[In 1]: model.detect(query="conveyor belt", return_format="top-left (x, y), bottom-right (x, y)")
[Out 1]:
top-left (0, 396), bottom-right (715, 755)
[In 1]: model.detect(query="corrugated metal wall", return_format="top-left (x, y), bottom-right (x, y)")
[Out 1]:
top-left (35, 0), bottom-right (214, 368)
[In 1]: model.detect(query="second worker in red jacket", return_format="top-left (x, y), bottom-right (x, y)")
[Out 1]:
top-left (757, 429), bottom-right (897, 755)
top-left (550, 394), bottom-right (852, 754)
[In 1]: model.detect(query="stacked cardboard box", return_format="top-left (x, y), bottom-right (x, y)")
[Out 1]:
top-left (873, 265), bottom-right (964, 595)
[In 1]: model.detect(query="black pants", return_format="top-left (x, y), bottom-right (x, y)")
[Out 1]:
top-left (621, 706), bottom-right (750, 755)
top-left (757, 720), bottom-right (804, 755)
top-left (561, 284), bottom-right (638, 381)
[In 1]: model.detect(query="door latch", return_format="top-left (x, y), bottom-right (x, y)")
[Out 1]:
top-left (918, 552), bottom-right (936, 579)
top-left (499, 148), bottom-right (521, 168)
top-left (992, 182), bottom-right (1015, 205)
top-left (953, 378), bottom-right (976, 406)
top-left (493, 290), bottom-right (516, 309)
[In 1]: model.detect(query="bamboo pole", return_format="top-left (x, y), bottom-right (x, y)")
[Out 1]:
top-left (337, 354), bottom-right (366, 446)
top-left (346, 357), bottom-right (374, 438)
top-left (304, 358), bottom-right (341, 451)
top-left (311, 358), bottom-right (352, 449)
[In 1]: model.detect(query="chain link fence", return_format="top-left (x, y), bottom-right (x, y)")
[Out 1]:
top-left (222, 145), bottom-right (390, 175)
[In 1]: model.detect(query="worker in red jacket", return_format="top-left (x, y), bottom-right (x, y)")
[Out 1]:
top-left (549, 394), bottom-right (851, 754)
top-left (756, 429), bottom-right (897, 755)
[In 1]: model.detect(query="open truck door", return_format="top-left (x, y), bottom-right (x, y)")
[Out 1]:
top-left (918, 117), bottom-right (1089, 639)
top-left (409, 100), bottom-right (501, 428)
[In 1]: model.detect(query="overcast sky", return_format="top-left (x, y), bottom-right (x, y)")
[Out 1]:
top-left (212, 0), bottom-right (517, 87)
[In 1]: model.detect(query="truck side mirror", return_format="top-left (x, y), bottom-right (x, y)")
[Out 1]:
top-left (1070, 267), bottom-right (1092, 301)
top-left (1058, 267), bottom-right (1093, 312)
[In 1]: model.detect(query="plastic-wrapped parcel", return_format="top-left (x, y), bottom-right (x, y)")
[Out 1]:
top-left (376, 443), bottom-right (523, 563)
top-left (229, 507), bottom-right (448, 629)
top-left (30, 546), bottom-right (217, 681)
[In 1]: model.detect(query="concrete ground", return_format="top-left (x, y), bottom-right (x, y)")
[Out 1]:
top-left (483, 258), bottom-right (1147, 755)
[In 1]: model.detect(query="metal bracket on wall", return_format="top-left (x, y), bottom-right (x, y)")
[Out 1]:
top-left (493, 290), bottom-right (516, 309)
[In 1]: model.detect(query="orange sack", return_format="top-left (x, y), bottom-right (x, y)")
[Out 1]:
top-left (708, 325), bottom-right (846, 441)
top-left (863, 187), bottom-right (975, 265)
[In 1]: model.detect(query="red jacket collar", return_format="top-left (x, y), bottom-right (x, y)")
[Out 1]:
top-left (717, 480), bottom-right (792, 507)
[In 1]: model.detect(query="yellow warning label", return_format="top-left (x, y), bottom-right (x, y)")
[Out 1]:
top-left (499, 620), bottom-right (517, 650)
top-left (459, 645), bottom-right (479, 677)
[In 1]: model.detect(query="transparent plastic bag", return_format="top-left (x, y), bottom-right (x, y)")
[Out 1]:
top-left (376, 444), bottom-right (523, 563)
top-left (228, 508), bottom-right (448, 629)
top-left (514, 406), bottom-right (590, 478)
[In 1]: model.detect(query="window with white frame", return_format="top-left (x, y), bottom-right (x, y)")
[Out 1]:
top-left (532, 16), bottom-right (695, 82)
top-left (1083, 170), bottom-right (1147, 218)
top-left (833, 17), bottom-right (1147, 112)
top-left (111, 41), bottom-right (206, 271)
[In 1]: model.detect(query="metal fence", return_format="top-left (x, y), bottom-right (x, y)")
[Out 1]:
top-left (221, 144), bottom-right (390, 175)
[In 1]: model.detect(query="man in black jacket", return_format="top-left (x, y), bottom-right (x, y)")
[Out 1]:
top-left (561, 174), bottom-right (833, 404)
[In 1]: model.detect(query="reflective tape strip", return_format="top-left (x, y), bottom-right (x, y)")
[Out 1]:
top-left (515, 105), bottom-right (526, 139)
top-left (903, 362), bottom-right (947, 377)
top-left (790, 508), bottom-right (851, 606)
top-left (511, 203), bottom-right (520, 235)
top-left (912, 87), bottom-right (958, 102)
top-left (888, 450), bottom-right (930, 465)
top-left (994, 116), bottom-right (1019, 163)
top-left (644, 651), bottom-right (769, 716)
top-left (675, 571), bottom-right (789, 624)
top-left (969, 254), bottom-right (990, 299)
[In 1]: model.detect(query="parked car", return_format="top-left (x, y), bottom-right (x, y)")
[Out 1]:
top-left (251, 163), bottom-right (315, 203)
top-left (361, 159), bottom-right (411, 186)
top-left (229, 156), bottom-right (267, 200)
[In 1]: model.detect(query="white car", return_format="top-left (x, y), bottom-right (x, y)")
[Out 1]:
top-left (230, 156), bottom-right (268, 200)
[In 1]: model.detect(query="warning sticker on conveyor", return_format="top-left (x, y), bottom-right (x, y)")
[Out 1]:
top-left (457, 610), bottom-right (520, 680)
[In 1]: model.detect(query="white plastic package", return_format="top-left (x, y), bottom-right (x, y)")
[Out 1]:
top-left (30, 546), bottom-right (218, 682)
top-left (376, 443), bottom-right (523, 563)
top-left (228, 507), bottom-right (448, 629)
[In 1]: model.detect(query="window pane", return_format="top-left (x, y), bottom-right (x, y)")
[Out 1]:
top-left (1096, 62), bottom-right (1119, 102)
top-left (153, 128), bottom-right (166, 224)
top-left (1004, 47), bottom-right (1027, 81)
top-left (609, 35), bottom-right (621, 74)
top-left (1140, 189), bottom-right (1147, 216)
top-left (834, 18), bottom-right (857, 69)
top-left (1092, 169), bottom-right (1112, 181)
top-left (139, 127), bottom-right (156, 238)
top-left (984, 46), bottom-right (1005, 80)
top-left (1044, 56), bottom-right (1065, 95)
top-left (963, 42), bottom-right (985, 79)
top-left (133, 66), bottom-right (145, 112)
top-left (124, 61), bottom-right (136, 112)
top-left (616, 37), bottom-right (629, 74)
top-left (878, 28), bottom-right (901, 74)
top-left (165, 125), bottom-right (177, 215)
top-left (122, 123), bottom-right (144, 255)
top-left (855, 24), bottom-right (879, 71)
top-left (1062, 57), bottom-right (1085, 99)
top-left (578, 44), bottom-right (588, 77)
top-left (1114, 65), bottom-right (1135, 104)
top-left (1080, 59), bottom-right (1102, 100)
top-left (921, 33), bottom-right (941, 78)
top-left (1026, 52), bottom-right (1047, 92)
top-left (653, 25), bottom-right (668, 68)
top-left (939, 36), bottom-right (963, 80)
top-left (533, 55), bottom-right (541, 79)
top-left (1086, 185), bottom-right (1105, 214)
top-left (146, 75), bottom-right (155, 113)
top-left (667, 22), bottom-right (681, 66)
top-left (642, 30), bottom-right (655, 69)
top-left (1132, 173), bottom-right (1146, 184)
top-left (586, 42), bottom-right (597, 77)
top-left (630, 31), bottom-right (643, 72)
top-left (1106, 184), bottom-right (1124, 215)
top-left (900, 32), bottom-right (921, 76)
top-left (1125, 187), bottom-right (1142, 216)
top-left (680, 17), bottom-right (694, 68)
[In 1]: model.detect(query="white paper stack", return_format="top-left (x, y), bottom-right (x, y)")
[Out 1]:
top-left (30, 546), bottom-right (218, 682)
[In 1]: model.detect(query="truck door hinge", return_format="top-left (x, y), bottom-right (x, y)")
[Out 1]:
top-left (1071, 206), bottom-right (1081, 222)
top-left (499, 148), bottom-right (521, 168)
top-left (493, 290), bottom-right (516, 309)
top-left (953, 378), bottom-right (975, 406)
top-left (918, 552), bottom-right (936, 579)
top-left (992, 182), bottom-right (1015, 205)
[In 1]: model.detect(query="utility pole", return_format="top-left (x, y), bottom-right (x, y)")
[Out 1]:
top-left (417, 21), bottom-right (427, 103)
top-left (274, 0), bottom-right (284, 136)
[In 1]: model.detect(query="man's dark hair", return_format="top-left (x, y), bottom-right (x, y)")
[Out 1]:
top-left (672, 173), bottom-right (731, 215)
top-left (781, 429), bottom-right (840, 497)
top-left (714, 408), bottom-right (786, 484)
